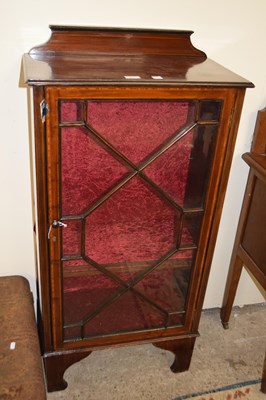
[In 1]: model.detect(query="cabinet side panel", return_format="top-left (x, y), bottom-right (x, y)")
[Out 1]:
top-left (33, 86), bottom-right (53, 351)
top-left (191, 88), bottom-right (246, 331)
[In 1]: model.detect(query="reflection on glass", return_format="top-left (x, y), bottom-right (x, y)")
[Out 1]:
top-left (180, 213), bottom-right (203, 248)
top-left (133, 251), bottom-right (194, 314)
top-left (60, 100), bottom-right (220, 341)
top-left (83, 291), bottom-right (166, 337)
top-left (199, 100), bottom-right (222, 121)
top-left (183, 125), bottom-right (217, 208)
top-left (63, 262), bottom-right (121, 340)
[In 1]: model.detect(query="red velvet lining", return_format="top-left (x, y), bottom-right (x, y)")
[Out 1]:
top-left (86, 101), bottom-right (192, 164)
top-left (60, 100), bottom-right (198, 338)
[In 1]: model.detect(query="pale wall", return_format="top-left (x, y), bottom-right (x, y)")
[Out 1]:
top-left (1, 0), bottom-right (265, 308)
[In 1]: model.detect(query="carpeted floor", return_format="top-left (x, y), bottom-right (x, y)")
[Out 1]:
top-left (174, 380), bottom-right (264, 399)
top-left (47, 303), bottom-right (266, 400)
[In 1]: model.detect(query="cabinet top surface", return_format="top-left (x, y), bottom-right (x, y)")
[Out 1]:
top-left (22, 25), bottom-right (253, 88)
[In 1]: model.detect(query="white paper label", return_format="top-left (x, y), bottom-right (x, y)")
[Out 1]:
top-left (124, 76), bottom-right (141, 79)
top-left (10, 342), bottom-right (16, 350)
top-left (151, 76), bottom-right (163, 80)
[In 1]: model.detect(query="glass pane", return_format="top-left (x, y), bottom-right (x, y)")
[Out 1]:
top-left (63, 264), bottom-right (121, 338)
top-left (62, 219), bottom-right (82, 256)
top-left (183, 125), bottom-right (217, 208)
top-left (144, 130), bottom-right (194, 206)
top-left (61, 127), bottom-right (131, 215)
top-left (87, 101), bottom-right (196, 165)
top-left (180, 212), bottom-right (203, 248)
top-left (64, 326), bottom-right (82, 341)
top-left (60, 101), bottom-right (83, 122)
top-left (199, 100), bottom-right (222, 121)
top-left (133, 251), bottom-right (194, 317)
top-left (85, 176), bottom-right (180, 267)
top-left (59, 99), bottom-right (218, 341)
top-left (83, 291), bottom-right (166, 337)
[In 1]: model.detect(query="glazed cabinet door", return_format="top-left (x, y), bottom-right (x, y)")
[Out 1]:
top-left (43, 86), bottom-right (236, 349)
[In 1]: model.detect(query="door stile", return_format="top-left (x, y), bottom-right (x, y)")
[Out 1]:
top-left (45, 88), bottom-right (65, 348)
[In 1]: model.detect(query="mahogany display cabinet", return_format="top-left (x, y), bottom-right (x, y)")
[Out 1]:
top-left (22, 26), bottom-right (253, 391)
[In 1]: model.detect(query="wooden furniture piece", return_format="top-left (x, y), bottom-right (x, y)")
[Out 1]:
top-left (263, 354), bottom-right (266, 394)
top-left (221, 108), bottom-right (266, 394)
top-left (22, 26), bottom-right (253, 392)
top-left (0, 276), bottom-right (46, 399)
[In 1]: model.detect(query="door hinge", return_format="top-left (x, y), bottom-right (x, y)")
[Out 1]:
top-left (40, 99), bottom-right (49, 123)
